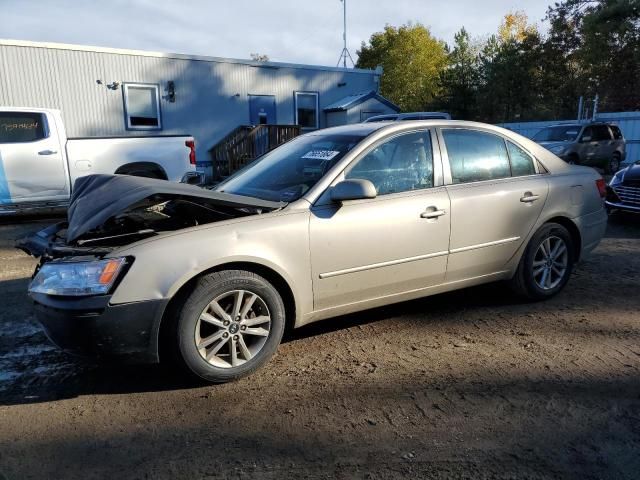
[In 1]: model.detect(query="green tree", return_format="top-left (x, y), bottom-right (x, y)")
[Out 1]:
top-left (536, 4), bottom-right (585, 119)
top-left (356, 23), bottom-right (449, 111)
top-left (439, 28), bottom-right (481, 119)
top-left (544, 0), bottom-right (640, 112)
top-left (476, 14), bottom-right (545, 123)
top-left (498, 10), bottom-right (539, 43)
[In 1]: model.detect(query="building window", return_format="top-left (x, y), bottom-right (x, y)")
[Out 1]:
top-left (294, 92), bottom-right (319, 130)
top-left (123, 83), bottom-right (162, 130)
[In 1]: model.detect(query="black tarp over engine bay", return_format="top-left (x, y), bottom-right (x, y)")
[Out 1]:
top-left (17, 174), bottom-right (285, 257)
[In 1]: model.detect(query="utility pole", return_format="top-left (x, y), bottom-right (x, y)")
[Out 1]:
top-left (577, 96), bottom-right (584, 121)
top-left (592, 93), bottom-right (599, 121)
top-left (336, 0), bottom-right (354, 68)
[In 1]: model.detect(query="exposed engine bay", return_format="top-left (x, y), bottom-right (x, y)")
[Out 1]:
top-left (16, 174), bottom-right (284, 259)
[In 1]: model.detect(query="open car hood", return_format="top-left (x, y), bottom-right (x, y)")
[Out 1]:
top-left (17, 174), bottom-right (284, 258)
top-left (67, 175), bottom-right (283, 243)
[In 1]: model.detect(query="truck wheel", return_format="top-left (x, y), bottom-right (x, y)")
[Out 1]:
top-left (174, 270), bottom-right (285, 383)
top-left (606, 153), bottom-right (621, 175)
top-left (115, 163), bottom-right (168, 180)
top-left (509, 223), bottom-right (575, 301)
top-left (127, 169), bottom-right (162, 179)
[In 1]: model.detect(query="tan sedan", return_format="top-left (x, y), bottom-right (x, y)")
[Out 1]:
top-left (23, 121), bottom-right (608, 383)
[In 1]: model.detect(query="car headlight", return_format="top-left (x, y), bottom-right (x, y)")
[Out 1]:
top-left (548, 145), bottom-right (566, 155)
top-left (29, 257), bottom-right (127, 296)
top-left (610, 170), bottom-right (625, 186)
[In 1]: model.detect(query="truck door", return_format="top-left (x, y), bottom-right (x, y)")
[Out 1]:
top-left (0, 111), bottom-right (67, 203)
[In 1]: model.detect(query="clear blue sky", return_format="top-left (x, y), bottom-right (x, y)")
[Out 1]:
top-left (2, 0), bottom-right (553, 65)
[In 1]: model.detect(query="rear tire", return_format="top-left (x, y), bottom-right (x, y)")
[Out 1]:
top-left (509, 223), bottom-right (575, 300)
top-left (174, 270), bottom-right (286, 383)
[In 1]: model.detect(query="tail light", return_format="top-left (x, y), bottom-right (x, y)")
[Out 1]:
top-left (595, 178), bottom-right (606, 198)
top-left (185, 140), bottom-right (196, 165)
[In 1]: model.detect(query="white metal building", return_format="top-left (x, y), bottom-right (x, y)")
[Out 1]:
top-left (0, 39), bottom-right (399, 173)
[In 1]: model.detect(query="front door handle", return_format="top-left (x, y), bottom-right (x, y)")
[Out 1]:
top-left (520, 192), bottom-right (540, 203)
top-left (420, 207), bottom-right (446, 219)
top-left (38, 149), bottom-right (58, 155)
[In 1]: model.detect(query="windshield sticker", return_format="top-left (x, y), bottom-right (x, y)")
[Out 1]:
top-left (301, 150), bottom-right (341, 161)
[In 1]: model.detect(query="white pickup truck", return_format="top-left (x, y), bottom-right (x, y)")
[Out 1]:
top-left (0, 107), bottom-right (200, 214)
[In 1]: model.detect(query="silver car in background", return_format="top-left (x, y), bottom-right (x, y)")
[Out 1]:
top-left (23, 120), bottom-right (608, 383)
top-left (533, 122), bottom-right (626, 174)
top-left (364, 111), bottom-right (452, 122)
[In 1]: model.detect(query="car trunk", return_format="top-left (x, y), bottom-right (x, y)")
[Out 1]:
top-left (16, 174), bottom-right (284, 259)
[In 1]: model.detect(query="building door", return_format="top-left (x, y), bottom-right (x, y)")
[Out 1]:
top-left (249, 95), bottom-right (276, 125)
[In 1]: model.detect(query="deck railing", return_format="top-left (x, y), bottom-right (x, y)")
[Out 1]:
top-left (210, 124), bottom-right (302, 178)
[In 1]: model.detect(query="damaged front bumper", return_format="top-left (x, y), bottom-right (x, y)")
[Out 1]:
top-left (17, 222), bottom-right (162, 363)
top-left (32, 292), bottom-right (167, 363)
top-left (16, 174), bottom-right (285, 364)
top-left (16, 222), bottom-right (115, 259)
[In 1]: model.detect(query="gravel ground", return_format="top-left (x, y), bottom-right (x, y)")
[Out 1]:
top-left (0, 214), bottom-right (639, 479)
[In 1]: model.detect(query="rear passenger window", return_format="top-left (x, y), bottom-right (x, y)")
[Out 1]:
top-left (507, 141), bottom-right (536, 176)
top-left (442, 129), bottom-right (511, 183)
top-left (0, 112), bottom-right (47, 143)
top-left (592, 125), bottom-right (612, 141)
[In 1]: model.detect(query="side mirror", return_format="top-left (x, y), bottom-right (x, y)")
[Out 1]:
top-left (330, 179), bottom-right (377, 202)
top-left (181, 171), bottom-right (206, 185)
top-left (581, 135), bottom-right (592, 143)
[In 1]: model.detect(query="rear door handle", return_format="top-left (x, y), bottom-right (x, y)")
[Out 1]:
top-left (520, 192), bottom-right (540, 203)
top-left (420, 207), bottom-right (446, 219)
top-left (38, 149), bottom-right (57, 155)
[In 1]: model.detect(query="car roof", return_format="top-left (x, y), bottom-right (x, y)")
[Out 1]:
top-left (307, 119), bottom-right (508, 137)
top-left (398, 112), bottom-right (450, 117)
top-left (305, 122), bottom-right (389, 136)
top-left (544, 122), bottom-right (616, 129)
top-left (542, 124), bottom-right (582, 129)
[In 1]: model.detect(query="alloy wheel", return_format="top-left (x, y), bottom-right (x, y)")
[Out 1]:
top-left (532, 235), bottom-right (568, 291)
top-left (194, 290), bottom-right (271, 368)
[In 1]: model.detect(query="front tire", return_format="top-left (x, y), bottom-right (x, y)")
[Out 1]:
top-left (509, 223), bottom-right (575, 300)
top-left (175, 270), bottom-right (285, 383)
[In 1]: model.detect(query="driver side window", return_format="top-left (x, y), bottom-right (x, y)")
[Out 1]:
top-left (345, 130), bottom-right (434, 195)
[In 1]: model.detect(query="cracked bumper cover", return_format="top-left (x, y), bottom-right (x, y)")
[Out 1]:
top-left (31, 292), bottom-right (168, 364)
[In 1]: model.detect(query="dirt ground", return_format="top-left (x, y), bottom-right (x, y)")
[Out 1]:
top-left (0, 214), bottom-right (639, 480)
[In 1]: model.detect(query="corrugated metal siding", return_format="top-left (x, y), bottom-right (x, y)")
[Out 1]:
top-left (326, 111), bottom-right (347, 127)
top-left (502, 111), bottom-right (640, 164)
top-left (0, 43), bottom-right (379, 163)
top-left (346, 97), bottom-right (396, 123)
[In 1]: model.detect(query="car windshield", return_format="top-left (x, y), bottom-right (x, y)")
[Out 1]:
top-left (215, 133), bottom-right (368, 202)
top-left (533, 126), bottom-right (581, 142)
